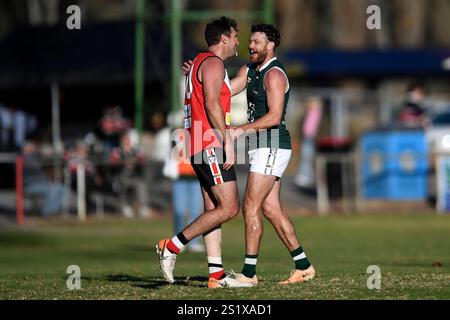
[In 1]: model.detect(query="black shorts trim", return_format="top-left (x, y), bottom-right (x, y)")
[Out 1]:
top-left (191, 148), bottom-right (237, 188)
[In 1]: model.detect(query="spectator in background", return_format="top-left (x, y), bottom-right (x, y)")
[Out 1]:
top-left (23, 141), bottom-right (66, 216)
top-left (144, 111), bottom-right (172, 212)
top-left (0, 105), bottom-right (38, 152)
top-left (396, 82), bottom-right (430, 128)
top-left (149, 111), bottom-right (172, 163)
top-left (99, 105), bottom-right (132, 154)
top-left (294, 97), bottom-right (323, 189)
top-left (111, 130), bottom-right (152, 218)
top-left (66, 141), bottom-right (109, 213)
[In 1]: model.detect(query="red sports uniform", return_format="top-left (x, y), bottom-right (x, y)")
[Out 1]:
top-left (183, 51), bottom-right (235, 188)
top-left (184, 51), bottom-right (232, 157)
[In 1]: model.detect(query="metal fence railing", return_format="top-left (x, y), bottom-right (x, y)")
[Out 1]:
top-left (1, 154), bottom-right (171, 223)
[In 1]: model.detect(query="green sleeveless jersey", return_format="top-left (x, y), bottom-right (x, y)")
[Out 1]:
top-left (246, 57), bottom-right (292, 150)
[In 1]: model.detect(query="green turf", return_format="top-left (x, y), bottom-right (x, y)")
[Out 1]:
top-left (0, 214), bottom-right (449, 300)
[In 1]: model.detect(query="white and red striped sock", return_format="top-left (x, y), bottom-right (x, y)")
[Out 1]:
top-left (207, 256), bottom-right (225, 280)
top-left (166, 232), bottom-right (188, 254)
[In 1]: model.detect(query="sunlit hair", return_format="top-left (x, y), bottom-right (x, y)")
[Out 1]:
top-left (251, 24), bottom-right (281, 49)
top-left (205, 16), bottom-right (238, 46)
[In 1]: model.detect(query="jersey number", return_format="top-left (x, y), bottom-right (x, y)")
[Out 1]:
top-left (184, 104), bottom-right (192, 129)
top-left (248, 102), bottom-right (255, 123)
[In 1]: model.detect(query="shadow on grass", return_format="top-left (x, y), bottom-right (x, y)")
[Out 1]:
top-left (77, 274), bottom-right (209, 289)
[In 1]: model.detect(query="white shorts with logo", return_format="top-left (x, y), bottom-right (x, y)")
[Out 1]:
top-left (248, 148), bottom-right (292, 178)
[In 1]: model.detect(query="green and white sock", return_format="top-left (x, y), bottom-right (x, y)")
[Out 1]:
top-left (291, 247), bottom-right (311, 270)
top-left (241, 254), bottom-right (258, 278)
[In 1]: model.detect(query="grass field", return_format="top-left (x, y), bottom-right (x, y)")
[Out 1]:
top-left (0, 214), bottom-right (449, 300)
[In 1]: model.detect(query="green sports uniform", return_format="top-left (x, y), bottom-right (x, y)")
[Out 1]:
top-left (246, 57), bottom-right (292, 151)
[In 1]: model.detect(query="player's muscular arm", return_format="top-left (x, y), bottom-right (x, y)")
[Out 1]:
top-left (201, 58), bottom-right (235, 169)
top-left (237, 69), bottom-right (286, 133)
top-left (201, 58), bottom-right (228, 142)
top-left (231, 65), bottom-right (248, 96)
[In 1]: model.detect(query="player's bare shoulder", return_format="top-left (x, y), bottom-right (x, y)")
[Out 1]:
top-left (264, 67), bottom-right (288, 91)
top-left (199, 56), bottom-right (225, 82)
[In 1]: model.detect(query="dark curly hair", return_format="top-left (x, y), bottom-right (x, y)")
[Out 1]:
top-left (205, 16), bottom-right (238, 46)
top-left (251, 24), bottom-right (281, 48)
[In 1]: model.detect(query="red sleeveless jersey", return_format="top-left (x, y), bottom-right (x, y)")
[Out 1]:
top-left (184, 52), bottom-right (232, 157)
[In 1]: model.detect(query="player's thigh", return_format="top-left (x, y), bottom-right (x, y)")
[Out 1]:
top-left (202, 181), bottom-right (239, 211)
top-left (262, 180), bottom-right (283, 216)
top-left (210, 180), bottom-right (239, 210)
top-left (244, 172), bottom-right (277, 209)
top-left (191, 148), bottom-right (238, 210)
top-left (202, 186), bottom-right (217, 211)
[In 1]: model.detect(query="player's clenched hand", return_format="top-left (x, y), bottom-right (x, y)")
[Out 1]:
top-left (182, 60), bottom-right (193, 76)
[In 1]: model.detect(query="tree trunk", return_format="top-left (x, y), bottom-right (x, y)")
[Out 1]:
top-left (430, 0), bottom-right (450, 47)
top-left (330, 0), bottom-right (367, 49)
top-left (391, 0), bottom-right (427, 48)
top-left (277, 0), bottom-right (316, 49)
top-left (27, 0), bottom-right (59, 26)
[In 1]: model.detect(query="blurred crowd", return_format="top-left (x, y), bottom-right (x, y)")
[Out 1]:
top-left (0, 103), bottom-right (175, 218)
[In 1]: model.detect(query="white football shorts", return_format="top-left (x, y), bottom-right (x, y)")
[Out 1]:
top-left (248, 148), bottom-right (292, 178)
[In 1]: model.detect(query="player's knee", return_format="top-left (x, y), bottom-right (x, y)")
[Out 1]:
top-left (243, 197), bottom-right (257, 216)
top-left (224, 206), bottom-right (239, 221)
top-left (230, 199), bottom-right (240, 219)
top-left (262, 204), bottom-right (279, 221)
top-left (223, 198), bottom-right (240, 220)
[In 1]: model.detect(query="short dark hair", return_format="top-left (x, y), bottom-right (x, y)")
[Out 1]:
top-left (251, 24), bottom-right (281, 48)
top-left (205, 16), bottom-right (238, 46)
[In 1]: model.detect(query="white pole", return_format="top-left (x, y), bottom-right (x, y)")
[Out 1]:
top-left (77, 162), bottom-right (86, 221)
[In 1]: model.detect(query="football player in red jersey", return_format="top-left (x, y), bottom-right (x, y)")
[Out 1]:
top-left (157, 17), bottom-right (243, 288)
